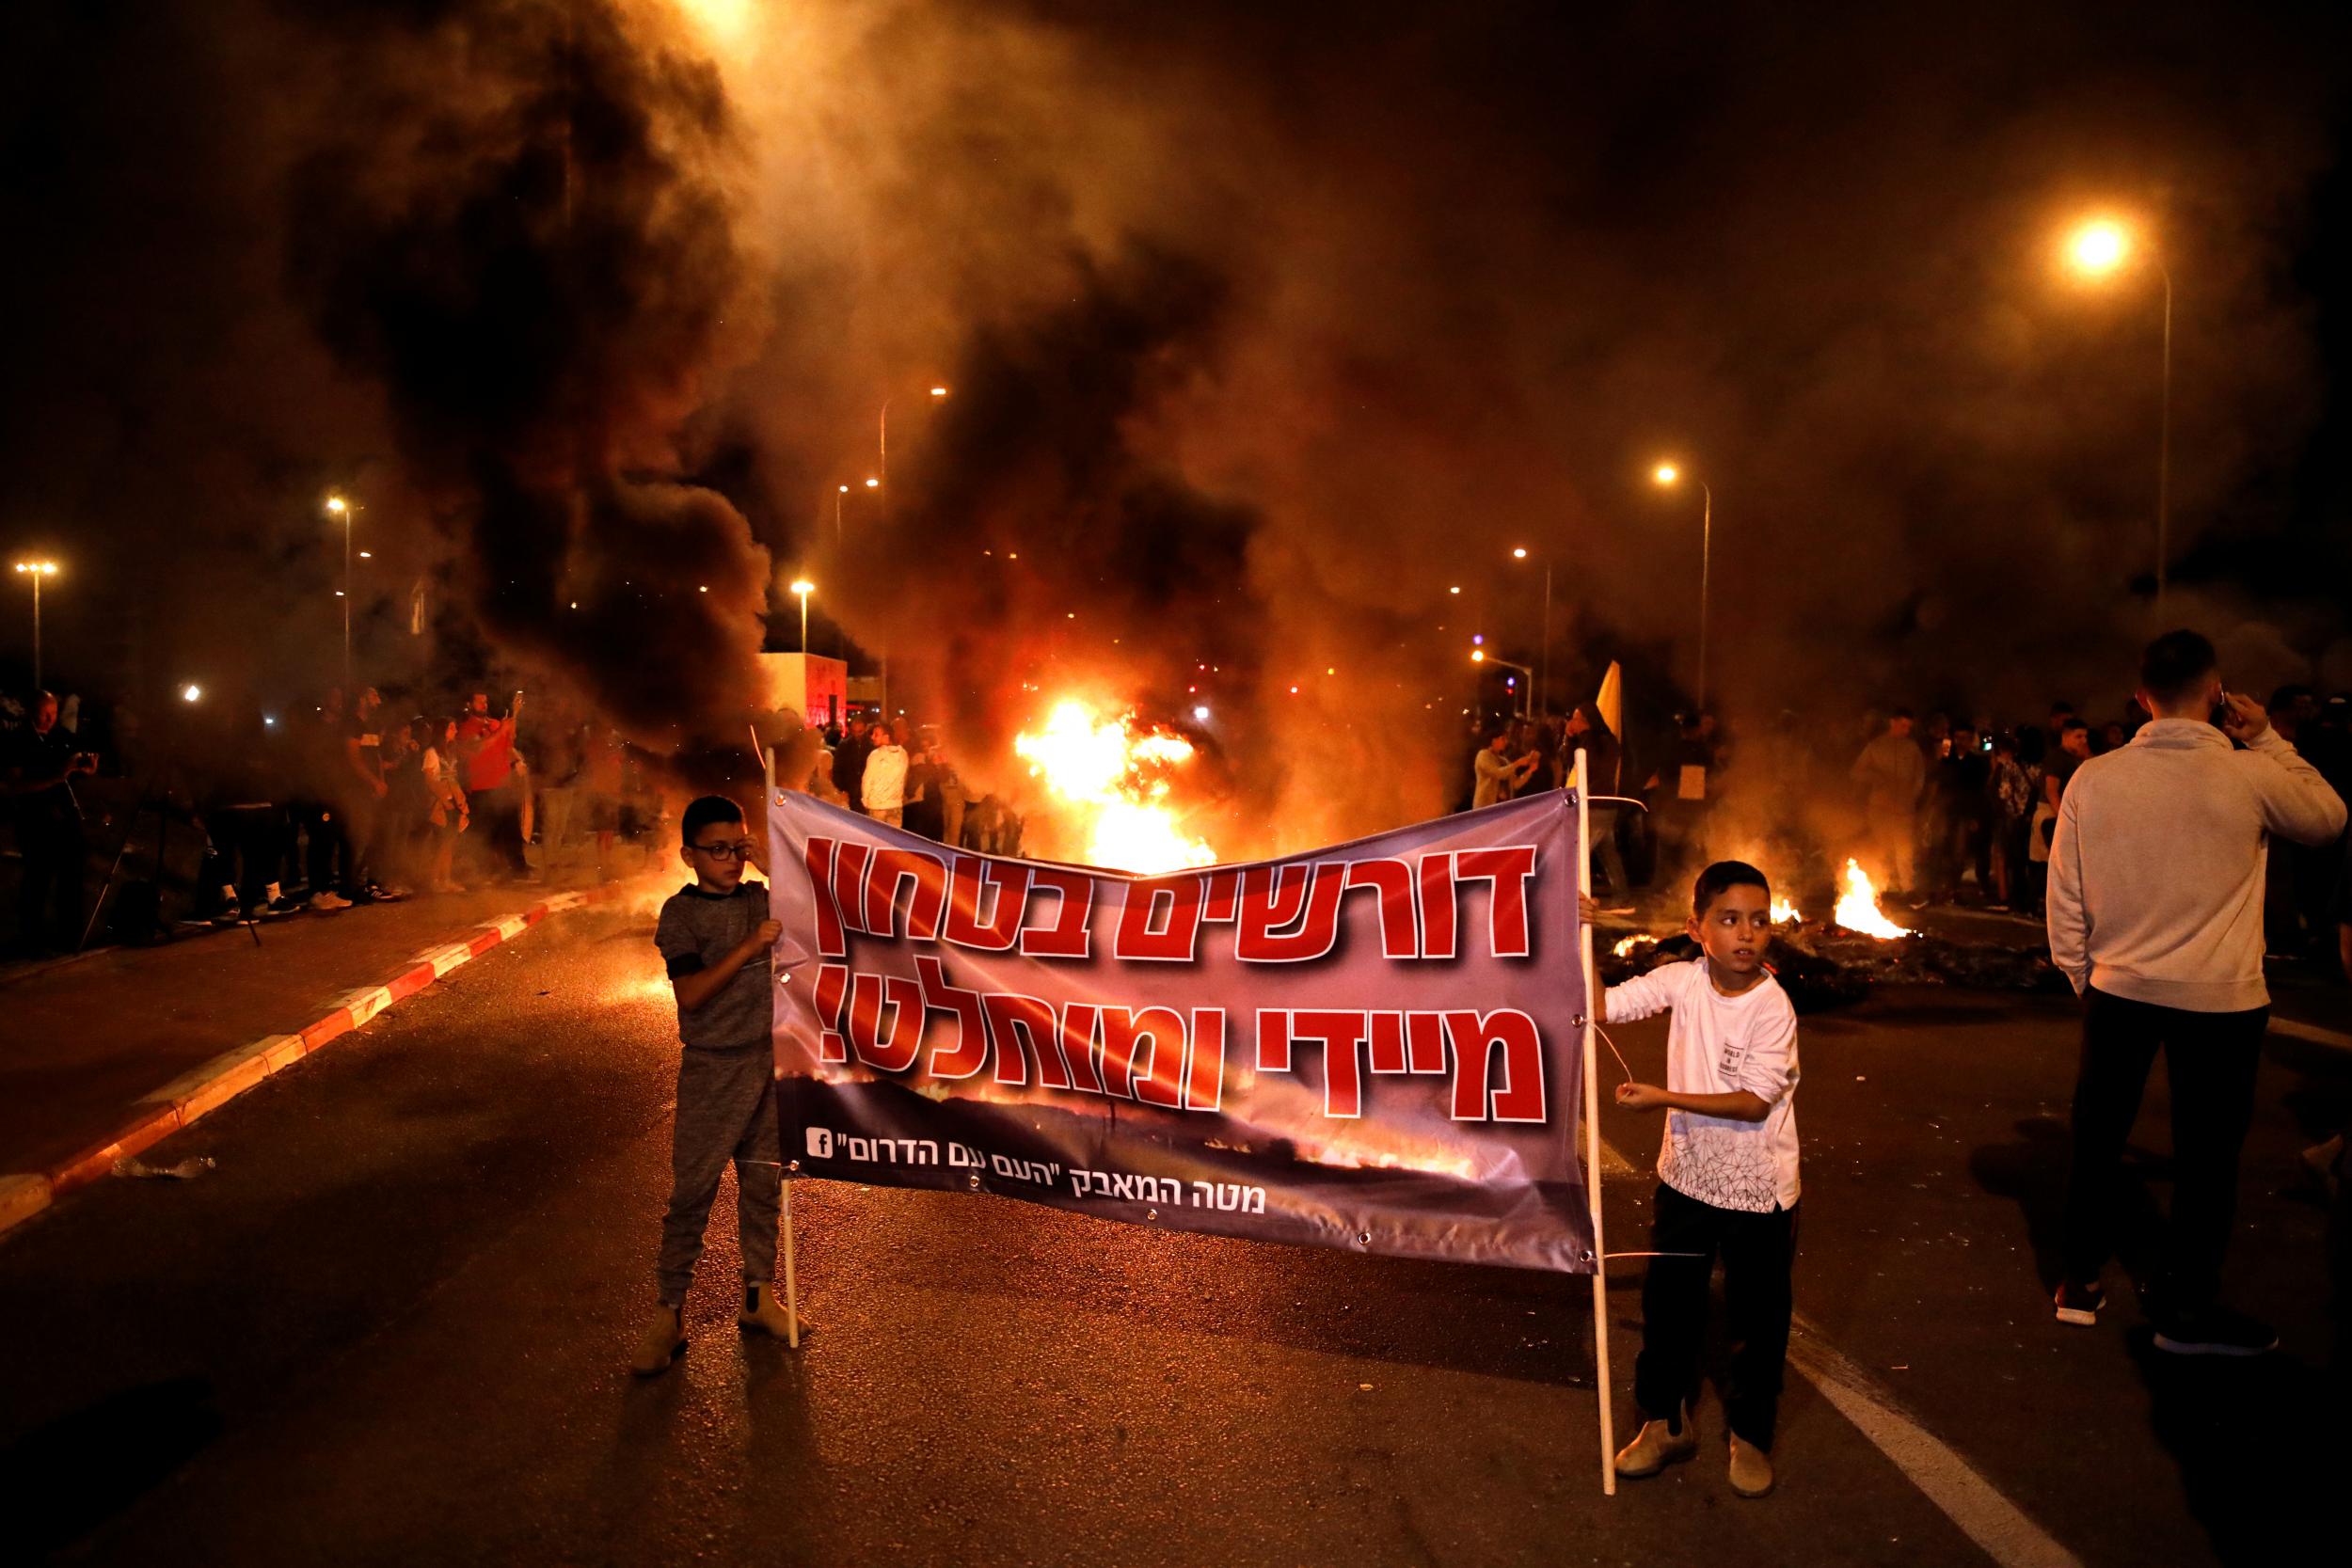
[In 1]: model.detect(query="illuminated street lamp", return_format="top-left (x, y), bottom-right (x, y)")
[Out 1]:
top-left (879, 385), bottom-right (949, 499)
top-left (11, 559), bottom-right (59, 690)
top-left (2061, 215), bottom-right (2174, 610)
top-left (1471, 647), bottom-right (1534, 719)
top-left (1651, 462), bottom-right (1713, 709)
top-left (790, 578), bottom-right (816, 653)
top-left (326, 494), bottom-right (355, 689)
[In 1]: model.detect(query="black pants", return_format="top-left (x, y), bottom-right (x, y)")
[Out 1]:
top-left (202, 805), bottom-right (284, 911)
top-left (2060, 986), bottom-right (2267, 1315)
top-left (473, 785), bottom-right (531, 876)
top-left (337, 790), bottom-right (380, 895)
top-left (290, 800), bottom-right (342, 895)
top-left (13, 814), bottom-right (87, 951)
top-left (1633, 1182), bottom-right (1799, 1449)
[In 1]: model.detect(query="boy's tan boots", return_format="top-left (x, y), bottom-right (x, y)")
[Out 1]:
top-left (739, 1282), bottom-right (808, 1342)
top-left (630, 1305), bottom-right (685, 1376)
top-left (1728, 1433), bottom-right (1775, 1497)
top-left (1613, 1403), bottom-right (1698, 1477)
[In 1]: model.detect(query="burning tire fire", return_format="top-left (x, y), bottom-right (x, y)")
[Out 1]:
top-left (1013, 699), bottom-right (1218, 874)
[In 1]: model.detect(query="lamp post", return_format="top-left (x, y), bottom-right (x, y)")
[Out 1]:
top-left (1507, 547), bottom-right (1552, 717)
top-left (326, 494), bottom-right (354, 690)
top-left (878, 386), bottom-right (948, 489)
top-left (1650, 463), bottom-right (1713, 709)
top-left (12, 560), bottom-right (58, 690)
top-left (790, 578), bottom-right (815, 653)
top-left (2061, 217), bottom-right (2174, 611)
top-left (1471, 648), bottom-right (1534, 719)
top-left (834, 484), bottom-right (849, 544)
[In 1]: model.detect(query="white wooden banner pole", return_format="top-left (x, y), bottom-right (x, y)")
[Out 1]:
top-left (1575, 747), bottom-right (1617, 1495)
top-left (764, 745), bottom-right (803, 1351)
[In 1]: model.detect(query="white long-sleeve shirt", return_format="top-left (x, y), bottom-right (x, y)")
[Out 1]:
top-left (860, 744), bottom-right (909, 811)
top-left (2047, 719), bottom-right (2345, 1012)
top-left (1605, 958), bottom-right (1801, 1213)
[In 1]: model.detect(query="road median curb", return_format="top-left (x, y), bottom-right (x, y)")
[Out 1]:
top-left (2, 884), bottom-right (624, 1242)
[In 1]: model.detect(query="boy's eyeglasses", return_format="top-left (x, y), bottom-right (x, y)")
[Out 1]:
top-left (691, 840), bottom-right (754, 862)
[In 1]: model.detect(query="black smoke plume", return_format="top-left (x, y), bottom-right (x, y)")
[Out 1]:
top-left (282, 0), bottom-right (771, 745)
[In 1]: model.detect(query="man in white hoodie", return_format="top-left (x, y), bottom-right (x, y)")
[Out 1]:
top-left (2047, 630), bottom-right (2346, 1354)
top-left (859, 722), bottom-right (910, 829)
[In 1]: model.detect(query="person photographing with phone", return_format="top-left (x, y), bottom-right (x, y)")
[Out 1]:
top-left (2047, 630), bottom-right (2345, 1354)
top-left (454, 688), bottom-right (532, 882)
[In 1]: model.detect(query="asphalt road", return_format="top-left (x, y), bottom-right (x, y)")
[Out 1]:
top-left (1, 902), bottom-right (2345, 1567)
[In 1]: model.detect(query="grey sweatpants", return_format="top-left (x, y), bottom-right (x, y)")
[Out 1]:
top-left (655, 1043), bottom-right (782, 1306)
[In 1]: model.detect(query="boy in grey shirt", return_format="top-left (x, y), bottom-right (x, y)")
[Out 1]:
top-left (632, 795), bottom-right (800, 1373)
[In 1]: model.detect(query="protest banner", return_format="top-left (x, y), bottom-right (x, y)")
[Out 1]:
top-left (766, 784), bottom-right (1597, 1271)
top-left (762, 749), bottom-right (1614, 1488)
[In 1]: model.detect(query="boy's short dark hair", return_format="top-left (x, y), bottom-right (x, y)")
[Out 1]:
top-left (1692, 860), bottom-right (1771, 915)
top-left (681, 795), bottom-right (744, 845)
top-left (2140, 629), bottom-right (2218, 706)
top-left (2059, 717), bottom-right (2090, 736)
top-left (1891, 706), bottom-right (1914, 722)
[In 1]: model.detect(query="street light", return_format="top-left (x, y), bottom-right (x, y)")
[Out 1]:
top-left (790, 578), bottom-right (816, 653)
top-left (1507, 547), bottom-right (1551, 717)
top-left (1471, 647), bottom-right (1534, 718)
top-left (879, 385), bottom-right (949, 490)
top-left (12, 560), bottom-right (58, 690)
top-left (326, 494), bottom-right (355, 689)
top-left (1651, 462), bottom-right (1713, 709)
top-left (2061, 214), bottom-right (2174, 610)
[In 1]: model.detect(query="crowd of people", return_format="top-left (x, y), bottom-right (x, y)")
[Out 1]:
top-left (2, 681), bottom-right (657, 958)
top-left (784, 713), bottom-right (1024, 854)
top-left (1460, 678), bottom-right (2352, 960)
top-left (2, 676), bottom-right (1040, 958)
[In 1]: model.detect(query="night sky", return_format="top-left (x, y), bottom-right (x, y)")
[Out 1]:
top-left (2, 0), bottom-right (2346, 833)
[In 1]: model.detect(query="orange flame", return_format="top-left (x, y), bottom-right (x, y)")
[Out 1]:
top-left (1835, 858), bottom-right (1912, 939)
top-left (1013, 699), bottom-right (1216, 874)
top-left (1771, 895), bottom-right (1802, 924)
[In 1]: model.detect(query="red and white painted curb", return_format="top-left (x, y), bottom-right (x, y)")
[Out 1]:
top-left (0, 886), bottom-right (622, 1240)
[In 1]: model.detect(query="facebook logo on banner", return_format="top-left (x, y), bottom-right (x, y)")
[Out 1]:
top-left (806, 1127), bottom-right (834, 1158)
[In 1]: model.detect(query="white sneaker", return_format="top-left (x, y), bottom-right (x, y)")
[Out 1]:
top-left (310, 891), bottom-right (352, 911)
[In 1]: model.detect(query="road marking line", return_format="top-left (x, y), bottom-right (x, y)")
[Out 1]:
top-left (1787, 1323), bottom-right (2082, 1568)
top-left (1597, 1132), bottom-right (2078, 1568)
top-left (3, 884), bottom-right (627, 1243)
top-left (0, 1174), bottom-right (51, 1230)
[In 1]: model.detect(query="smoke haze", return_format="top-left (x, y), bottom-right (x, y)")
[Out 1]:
top-left (4, 0), bottom-right (2348, 844)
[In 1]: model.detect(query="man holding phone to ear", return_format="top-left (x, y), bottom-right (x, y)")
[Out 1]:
top-left (2046, 630), bottom-right (2345, 1354)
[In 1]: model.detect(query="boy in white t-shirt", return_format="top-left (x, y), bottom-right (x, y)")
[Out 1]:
top-left (1588, 860), bottom-right (1801, 1498)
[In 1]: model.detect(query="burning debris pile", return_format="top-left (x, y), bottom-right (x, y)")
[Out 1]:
top-left (1012, 699), bottom-right (1219, 874)
top-left (1598, 861), bottom-right (2064, 1012)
